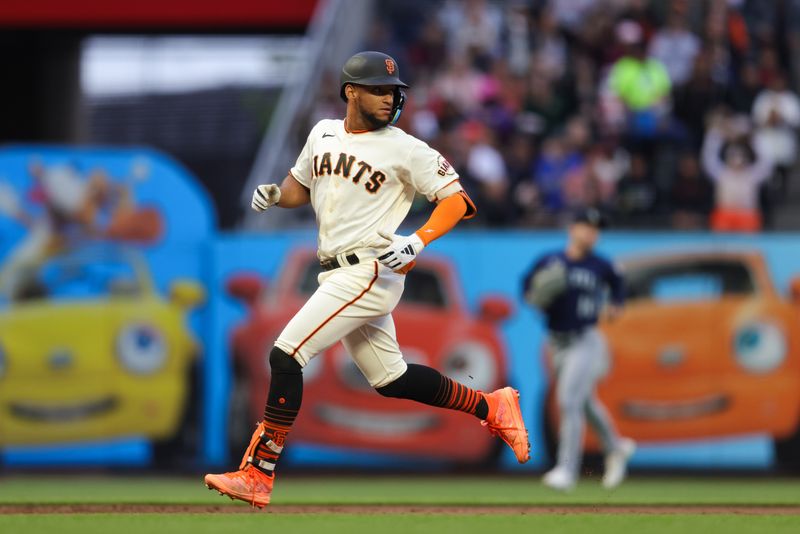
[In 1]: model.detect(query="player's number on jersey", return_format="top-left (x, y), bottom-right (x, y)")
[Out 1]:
top-left (577, 295), bottom-right (597, 320)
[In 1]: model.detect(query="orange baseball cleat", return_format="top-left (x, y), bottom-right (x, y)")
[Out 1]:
top-left (482, 387), bottom-right (531, 463)
top-left (204, 422), bottom-right (277, 508)
top-left (204, 465), bottom-right (274, 509)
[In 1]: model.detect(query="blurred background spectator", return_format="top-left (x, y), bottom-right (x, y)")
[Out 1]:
top-left (5, 0), bottom-right (800, 233)
top-left (648, 9), bottom-right (701, 88)
top-left (669, 151), bottom-right (713, 230)
top-left (752, 73), bottom-right (800, 195)
top-left (702, 112), bottom-right (772, 232)
top-left (366, 0), bottom-right (800, 232)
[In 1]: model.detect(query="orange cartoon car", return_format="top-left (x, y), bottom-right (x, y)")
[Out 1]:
top-left (226, 248), bottom-right (513, 464)
top-left (543, 250), bottom-right (800, 469)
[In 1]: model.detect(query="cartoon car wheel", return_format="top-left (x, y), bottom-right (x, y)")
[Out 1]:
top-left (774, 428), bottom-right (800, 471)
top-left (226, 361), bottom-right (255, 464)
top-left (152, 360), bottom-right (202, 468)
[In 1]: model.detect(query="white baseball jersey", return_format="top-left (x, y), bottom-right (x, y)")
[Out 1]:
top-left (290, 119), bottom-right (460, 260)
top-left (275, 119), bottom-right (467, 385)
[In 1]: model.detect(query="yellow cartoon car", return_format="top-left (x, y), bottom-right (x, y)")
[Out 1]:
top-left (0, 244), bottom-right (204, 462)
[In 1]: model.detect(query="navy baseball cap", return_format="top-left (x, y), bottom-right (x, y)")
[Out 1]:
top-left (572, 207), bottom-right (608, 228)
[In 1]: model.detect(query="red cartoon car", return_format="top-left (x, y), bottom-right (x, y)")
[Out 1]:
top-left (226, 248), bottom-right (512, 464)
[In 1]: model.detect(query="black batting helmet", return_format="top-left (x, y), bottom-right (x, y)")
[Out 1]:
top-left (340, 51), bottom-right (409, 124)
top-left (339, 51), bottom-right (409, 100)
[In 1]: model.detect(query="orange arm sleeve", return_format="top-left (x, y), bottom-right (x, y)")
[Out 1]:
top-left (414, 192), bottom-right (476, 246)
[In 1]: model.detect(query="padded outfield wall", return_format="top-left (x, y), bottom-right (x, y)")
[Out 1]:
top-left (1, 146), bottom-right (798, 472)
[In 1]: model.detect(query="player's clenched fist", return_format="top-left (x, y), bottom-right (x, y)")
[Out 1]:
top-left (251, 184), bottom-right (281, 212)
top-left (377, 230), bottom-right (425, 272)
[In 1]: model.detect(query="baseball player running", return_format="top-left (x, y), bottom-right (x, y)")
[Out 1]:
top-left (522, 208), bottom-right (635, 491)
top-left (205, 51), bottom-right (530, 508)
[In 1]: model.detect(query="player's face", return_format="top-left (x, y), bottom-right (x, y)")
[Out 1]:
top-left (352, 84), bottom-right (395, 128)
top-left (569, 222), bottom-right (599, 252)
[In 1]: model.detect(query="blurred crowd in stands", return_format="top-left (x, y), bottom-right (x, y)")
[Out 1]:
top-left (331, 0), bottom-right (800, 231)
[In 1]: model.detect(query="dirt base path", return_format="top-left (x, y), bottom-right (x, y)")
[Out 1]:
top-left (2, 504), bottom-right (799, 515)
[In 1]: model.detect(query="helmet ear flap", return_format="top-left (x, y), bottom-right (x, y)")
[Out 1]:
top-left (390, 89), bottom-right (406, 125)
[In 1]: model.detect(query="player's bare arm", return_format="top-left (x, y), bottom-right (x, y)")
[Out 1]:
top-left (251, 173), bottom-right (310, 212)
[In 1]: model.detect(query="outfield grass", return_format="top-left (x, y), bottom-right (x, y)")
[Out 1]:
top-left (1, 475), bottom-right (798, 534)
top-left (0, 513), bottom-right (798, 534)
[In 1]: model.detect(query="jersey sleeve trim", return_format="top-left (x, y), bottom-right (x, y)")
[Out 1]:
top-left (432, 179), bottom-right (462, 200)
top-left (458, 191), bottom-right (477, 219)
top-left (287, 170), bottom-right (310, 191)
top-left (431, 179), bottom-right (476, 219)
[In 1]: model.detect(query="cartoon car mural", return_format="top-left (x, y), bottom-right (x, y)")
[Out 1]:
top-left (226, 248), bottom-right (513, 464)
top-left (0, 244), bottom-right (204, 462)
top-left (543, 251), bottom-right (800, 469)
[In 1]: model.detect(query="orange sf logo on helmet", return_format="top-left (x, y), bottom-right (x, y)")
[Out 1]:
top-left (385, 58), bottom-right (395, 74)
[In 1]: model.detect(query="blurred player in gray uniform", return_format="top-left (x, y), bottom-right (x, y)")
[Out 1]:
top-left (523, 208), bottom-right (635, 490)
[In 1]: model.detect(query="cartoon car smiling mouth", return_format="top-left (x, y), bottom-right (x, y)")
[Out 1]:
top-left (10, 396), bottom-right (118, 422)
top-left (622, 394), bottom-right (730, 421)
top-left (315, 405), bottom-right (438, 436)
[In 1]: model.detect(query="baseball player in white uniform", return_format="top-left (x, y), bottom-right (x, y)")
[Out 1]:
top-left (205, 51), bottom-right (530, 508)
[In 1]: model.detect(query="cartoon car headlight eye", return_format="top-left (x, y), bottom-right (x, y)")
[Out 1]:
top-left (117, 324), bottom-right (166, 374)
top-left (442, 342), bottom-right (497, 392)
top-left (734, 321), bottom-right (786, 373)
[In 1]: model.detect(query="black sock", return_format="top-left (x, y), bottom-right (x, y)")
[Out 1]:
top-left (376, 363), bottom-right (489, 419)
top-left (253, 347), bottom-right (303, 470)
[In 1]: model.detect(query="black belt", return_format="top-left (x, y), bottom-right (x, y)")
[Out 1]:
top-left (320, 253), bottom-right (359, 271)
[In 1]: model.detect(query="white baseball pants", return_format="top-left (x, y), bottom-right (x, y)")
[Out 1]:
top-left (274, 259), bottom-right (409, 388)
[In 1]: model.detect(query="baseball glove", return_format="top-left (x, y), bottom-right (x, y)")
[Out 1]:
top-left (525, 260), bottom-right (567, 309)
